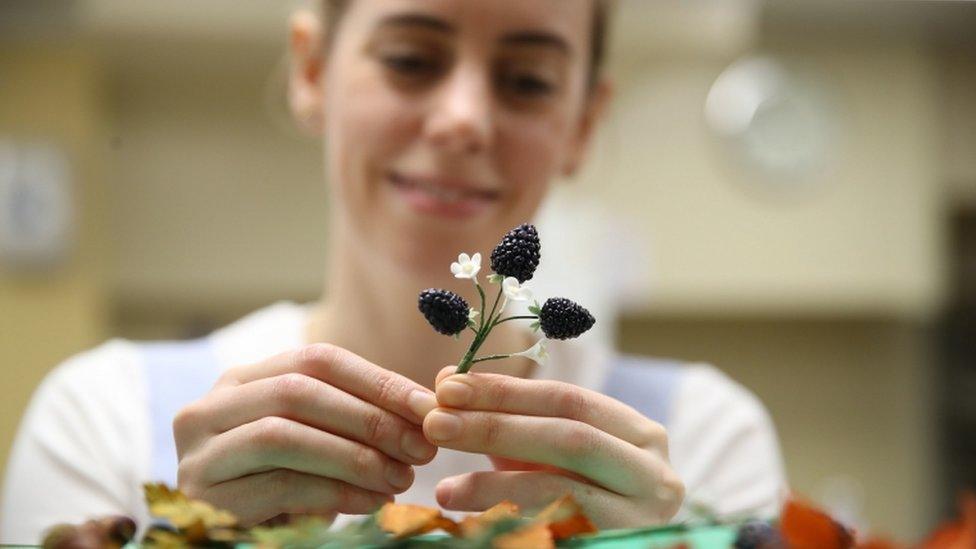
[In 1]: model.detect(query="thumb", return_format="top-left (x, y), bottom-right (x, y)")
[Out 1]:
top-left (435, 365), bottom-right (456, 387)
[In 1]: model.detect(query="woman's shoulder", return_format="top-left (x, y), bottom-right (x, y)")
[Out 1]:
top-left (606, 355), bottom-right (786, 518)
top-left (601, 354), bottom-right (686, 425)
top-left (22, 338), bottom-right (151, 452)
top-left (40, 338), bottom-right (145, 397)
top-left (605, 354), bottom-right (771, 424)
top-left (10, 338), bottom-right (152, 496)
top-left (48, 300), bottom-right (307, 382)
top-left (603, 354), bottom-right (780, 457)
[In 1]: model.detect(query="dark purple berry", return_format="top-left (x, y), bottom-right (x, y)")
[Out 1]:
top-left (418, 289), bottom-right (470, 336)
top-left (734, 520), bottom-right (784, 549)
top-left (490, 224), bottom-right (541, 283)
top-left (538, 298), bottom-right (595, 340)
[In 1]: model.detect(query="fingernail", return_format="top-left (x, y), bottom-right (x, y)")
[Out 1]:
top-left (438, 380), bottom-right (473, 407)
top-left (435, 366), bottom-right (456, 386)
top-left (386, 463), bottom-right (413, 491)
top-left (407, 390), bottom-right (437, 422)
top-left (401, 429), bottom-right (436, 462)
top-left (426, 410), bottom-right (462, 442)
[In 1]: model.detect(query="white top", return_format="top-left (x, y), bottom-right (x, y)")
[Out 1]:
top-left (0, 302), bottom-right (788, 544)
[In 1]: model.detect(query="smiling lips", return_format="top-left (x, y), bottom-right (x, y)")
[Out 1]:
top-left (389, 171), bottom-right (500, 218)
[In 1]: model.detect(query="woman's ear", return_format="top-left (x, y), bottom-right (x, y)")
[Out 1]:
top-left (288, 9), bottom-right (327, 135)
top-left (562, 78), bottom-right (614, 178)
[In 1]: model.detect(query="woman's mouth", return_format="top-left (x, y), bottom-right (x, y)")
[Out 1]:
top-left (388, 172), bottom-right (500, 219)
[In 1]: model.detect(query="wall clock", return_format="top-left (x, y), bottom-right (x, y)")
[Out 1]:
top-left (0, 140), bottom-right (74, 270)
top-left (705, 55), bottom-right (837, 199)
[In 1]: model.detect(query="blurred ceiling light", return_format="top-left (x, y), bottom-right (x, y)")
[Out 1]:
top-left (704, 55), bottom-right (837, 195)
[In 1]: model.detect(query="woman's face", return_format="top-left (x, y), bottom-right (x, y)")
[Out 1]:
top-left (301, 0), bottom-right (605, 276)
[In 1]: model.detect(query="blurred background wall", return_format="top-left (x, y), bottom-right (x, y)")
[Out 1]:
top-left (2, 0), bottom-right (975, 541)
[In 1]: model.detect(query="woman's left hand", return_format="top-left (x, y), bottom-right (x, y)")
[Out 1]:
top-left (423, 367), bottom-right (685, 529)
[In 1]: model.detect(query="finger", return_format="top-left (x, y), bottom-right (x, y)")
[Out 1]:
top-left (436, 373), bottom-right (665, 450)
top-left (188, 416), bottom-right (415, 495)
top-left (199, 469), bottom-right (391, 527)
top-left (176, 373), bottom-right (436, 465)
top-left (435, 366), bottom-right (456, 387)
top-left (424, 409), bottom-right (658, 496)
top-left (214, 344), bottom-right (438, 424)
top-left (436, 471), bottom-right (646, 529)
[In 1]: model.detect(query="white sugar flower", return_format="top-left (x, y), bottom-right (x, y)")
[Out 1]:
top-left (451, 252), bottom-right (481, 281)
top-left (513, 339), bottom-right (549, 366)
top-left (502, 276), bottom-right (532, 302)
top-left (468, 308), bottom-right (479, 321)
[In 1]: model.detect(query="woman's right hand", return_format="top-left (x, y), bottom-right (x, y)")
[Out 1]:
top-left (173, 343), bottom-right (439, 526)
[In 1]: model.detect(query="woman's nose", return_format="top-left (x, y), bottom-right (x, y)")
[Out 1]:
top-left (423, 65), bottom-right (492, 155)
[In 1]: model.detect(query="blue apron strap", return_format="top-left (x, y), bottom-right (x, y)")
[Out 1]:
top-left (601, 355), bottom-right (683, 427)
top-left (141, 338), bottom-right (222, 486)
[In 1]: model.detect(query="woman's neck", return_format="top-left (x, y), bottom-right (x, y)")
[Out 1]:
top-left (306, 223), bottom-right (535, 390)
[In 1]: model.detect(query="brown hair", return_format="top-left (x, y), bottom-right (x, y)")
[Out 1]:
top-left (320, 0), bottom-right (613, 89)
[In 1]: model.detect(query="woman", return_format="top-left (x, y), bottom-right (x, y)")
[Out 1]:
top-left (0, 0), bottom-right (786, 542)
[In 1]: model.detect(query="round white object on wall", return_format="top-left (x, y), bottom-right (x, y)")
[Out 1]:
top-left (705, 55), bottom-right (838, 199)
top-left (0, 139), bottom-right (74, 271)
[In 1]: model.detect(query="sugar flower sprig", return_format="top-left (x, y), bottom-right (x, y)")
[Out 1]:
top-left (450, 252), bottom-right (481, 281)
top-left (417, 223), bottom-right (595, 374)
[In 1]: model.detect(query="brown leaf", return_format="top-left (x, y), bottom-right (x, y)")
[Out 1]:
top-left (144, 484), bottom-right (237, 530)
top-left (181, 519), bottom-right (208, 544)
top-left (492, 521), bottom-right (554, 549)
top-left (41, 523), bottom-right (111, 549)
top-left (142, 527), bottom-right (189, 549)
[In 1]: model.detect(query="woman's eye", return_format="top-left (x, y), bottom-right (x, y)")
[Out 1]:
top-left (381, 53), bottom-right (441, 76)
top-left (499, 72), bottom-right (556, 99)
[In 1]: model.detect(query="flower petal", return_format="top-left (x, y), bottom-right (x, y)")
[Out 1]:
top-left (502, 277), bottom-right (531, 301)
top-left (502, 278), bottom-right (518, 299)
top-left (451, 262), bottom-right (463, 275)
top-left (515, 340), bottom-right (549, 365)
top-left (459, 253), bottom-right (471, 264)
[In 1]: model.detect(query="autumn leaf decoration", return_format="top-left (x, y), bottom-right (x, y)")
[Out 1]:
top-left (377, 494), bottom-right (596, 548)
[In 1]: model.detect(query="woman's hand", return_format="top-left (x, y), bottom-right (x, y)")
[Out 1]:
top-left (173, 344), bottom-right (439, 526)
top-left (424, 367), bottom-right (684, 529)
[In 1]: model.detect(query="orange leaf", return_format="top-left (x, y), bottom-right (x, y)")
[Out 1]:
top-left (780, 497), bottom-right (854, 549)
top-left (432, 516), bottom-right (462, 537)
top-left (534, 494), bottom-right (597, 540)
top-left (918, 491), bottom-right (976, 549)
top-left (493, 521), bottom-right (554, 549)
top-left (459, 501), bottom-right (520, 538)
top-left (855, 538), bottom-right (902, 549)
top-left (377, 502), bottom-right (457, 539)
